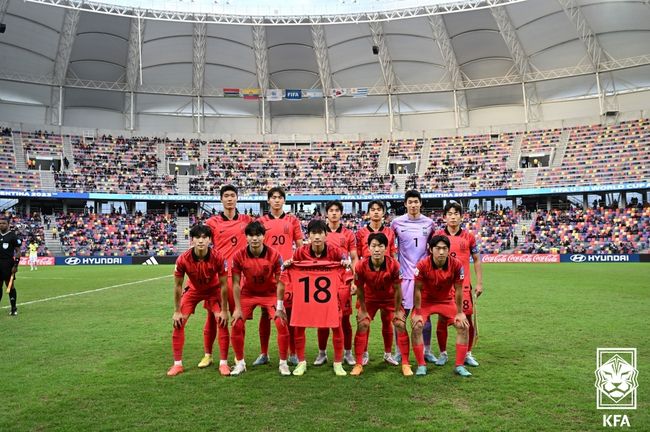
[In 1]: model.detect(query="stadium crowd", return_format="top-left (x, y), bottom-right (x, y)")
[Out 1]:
top-left (55, 211), bottom-right (178, 256)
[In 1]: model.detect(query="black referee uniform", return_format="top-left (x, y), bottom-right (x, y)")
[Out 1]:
top-left (0, 226), bottom-right (21, 315)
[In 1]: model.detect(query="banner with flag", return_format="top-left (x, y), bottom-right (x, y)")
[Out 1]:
top-left (303, 89), bottom-right (324, 99)
top-left (350, 87), bottom-right (369, 98)
top-left (223, 88), bottom-right (240, 98)
top-left (330, 88), bottom-right (347, 98)
top-left (241, 88), bottom-right (260, 100)
top-left (266, 89), bottom-right (283, 101)
top-left (285, 89), bottom-right (302, 100)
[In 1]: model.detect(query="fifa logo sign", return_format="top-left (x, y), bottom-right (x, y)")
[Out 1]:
top-left (595, 348), bottom-right (637, 427)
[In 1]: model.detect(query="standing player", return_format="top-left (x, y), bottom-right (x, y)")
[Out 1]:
top-left (0, 215), bottom-right (21, 316)
top-left (355, 200), bottom-right (398, 366)
top-left (433, 202), bottom-right (483, 367)
top-left (411, 235), bottom-right (472, 377)
top-left (167, 224), bottom-right (228, 376)
top-left (230, 221), bottom-right (290, 376)
top-left (390, 190), bottom-right (436, 363)
top-left (314, 200), bottom-right (358, 366)
top-left (278, 219), bottom-right (349, 376)
top-left (201, 185), bottom-right (253, 371)
top-left (350, 233), bottom-right (412, 376)
top-left (256, 187), bottom-right (303, 366)
top-left (28, 241), bottom-right (38, 271)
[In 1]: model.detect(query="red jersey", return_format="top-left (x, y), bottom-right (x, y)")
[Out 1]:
top-left (292, 243), bottom-right (347, 263)
top-left (435, 227), bottom-right (477, 289)
top-left (326, 224), bottom-right (356, 254)
top-left (356, 224), bottom-right (397, 258)
top-left (258, 212), bottom-right (303, 261)
top-left (231, 245), bottom-right (282, 296)
top-left (174, 247), bottom-right (227, 293)
top-left (354, 255), bottom-right (401, 303)
top-left (287, 261), bottom-right (343, 328)
top-left (414, 256), bottom-right (464, 304)
top-left (205, 211), bottom-right (253, 261)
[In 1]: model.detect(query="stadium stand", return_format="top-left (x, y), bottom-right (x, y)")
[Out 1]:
top-left (518, 207), bottom-right (649, 254)
top-left (0, 131), bottom-right (42, 190)
top-left (55, 211), bottom-right (178, 256)
top-left (54, 136), bottom-right (177, 194)
top-left (190, 139), bottom-right (392, 195)
top-left (10, 212), bottom-right (50, 256)
top-left (534, 119), bottom-right (650, 187)
top-left (22, 131), bottom-right (63, 160)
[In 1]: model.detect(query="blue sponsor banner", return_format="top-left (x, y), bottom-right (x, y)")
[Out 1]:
top-left (2, 181), bottom-right (647, 202)
top-left (284, 89), bottom-right (302, 100)
top-left (0, 190), bottom-right (87, 199)
top-left (508, 182), bottom-right (650, 197)
top-left (561, 254), bottom-right (640, 263)
top-left (56, 256), bottom-right (132, 265)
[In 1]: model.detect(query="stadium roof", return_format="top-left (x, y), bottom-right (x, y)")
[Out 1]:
top-left (1, 0), bottom-right (649, 121)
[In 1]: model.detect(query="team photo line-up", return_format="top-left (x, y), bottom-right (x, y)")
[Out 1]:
top-left (167, 184), bottom-right (483, 378)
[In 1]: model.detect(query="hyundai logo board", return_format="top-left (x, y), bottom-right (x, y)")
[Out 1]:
top-left (56, 256), bottom-right (132, 265)
top-left (561, 254), bottom-right (639, 263)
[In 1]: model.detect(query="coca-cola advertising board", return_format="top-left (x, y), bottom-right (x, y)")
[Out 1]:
top-left (481, 254), bottom-right (560, 264)
top-left (18, 256), bottom-right (55, 266)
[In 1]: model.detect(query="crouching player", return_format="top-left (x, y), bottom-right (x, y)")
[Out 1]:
top-left (230, 221), bottom-right (290, 376)
top-left (168, 224), bottom-right (228, 376)
top-left (350, 233), bottom-right (412, 376)
top-left (411, 235), bottom-right (472, 377)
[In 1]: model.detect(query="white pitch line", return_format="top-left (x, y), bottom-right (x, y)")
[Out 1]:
top-left (1, 275), bottom-right (172, 309)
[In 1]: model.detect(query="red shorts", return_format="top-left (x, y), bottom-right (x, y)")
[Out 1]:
top-left (339, 286), bottom-right (352, 316)
top-left (240, 295), bottom-right (276, 320)
top-left (181, 289), bottom-right (222, 316)
top-left (365, 300), bottom-right (396, 320)
top-left (201, 273), bottom-right (233, 312)
top-left (462, 286), bottom-right (473, 315)
top-left (417, 301), bottom-right (457, 324)
top-left (283, 286), bottom-right (293, 309)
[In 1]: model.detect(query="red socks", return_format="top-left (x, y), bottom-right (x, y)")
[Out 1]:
top-left (294, 327), bottom-right (306, 361)
top-left (354, 331), bottom-right (369, 365)
top-left (413, 342), bottom-right (425, 366)
top-left (317, 327), bottom-right (329, 351)
top-left (203, 313), bottom-right (217, 355)
top-left (172, 325), bottom-right (186, 361)
top-left (396, 330), bottom-right (410, 365)
top-left (259, 314), bottom-right (271, 355)
top-left (455, 343), bottom-right (469, 367)
top-left (274, 317), bottom-right (289, 360)
top-left (436, 319), bottom-right (448, 353)
top-left (342, 314), bottom-right (353, 351)
top-left (231, 319), bottom-right (245, 360)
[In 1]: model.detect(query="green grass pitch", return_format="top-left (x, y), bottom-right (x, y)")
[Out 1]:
top-left (1, 263), bottom-right (648, 431)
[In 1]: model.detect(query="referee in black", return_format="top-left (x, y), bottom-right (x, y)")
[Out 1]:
top-left (0, 215), bottom-right (22, 316)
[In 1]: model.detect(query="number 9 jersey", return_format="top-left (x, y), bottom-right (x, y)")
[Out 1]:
top-left (205, 211), bottom-right (254, 264)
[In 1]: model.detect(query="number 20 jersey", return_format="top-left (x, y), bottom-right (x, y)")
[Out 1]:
top-left (258, 212), bottom-right (303, 261)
